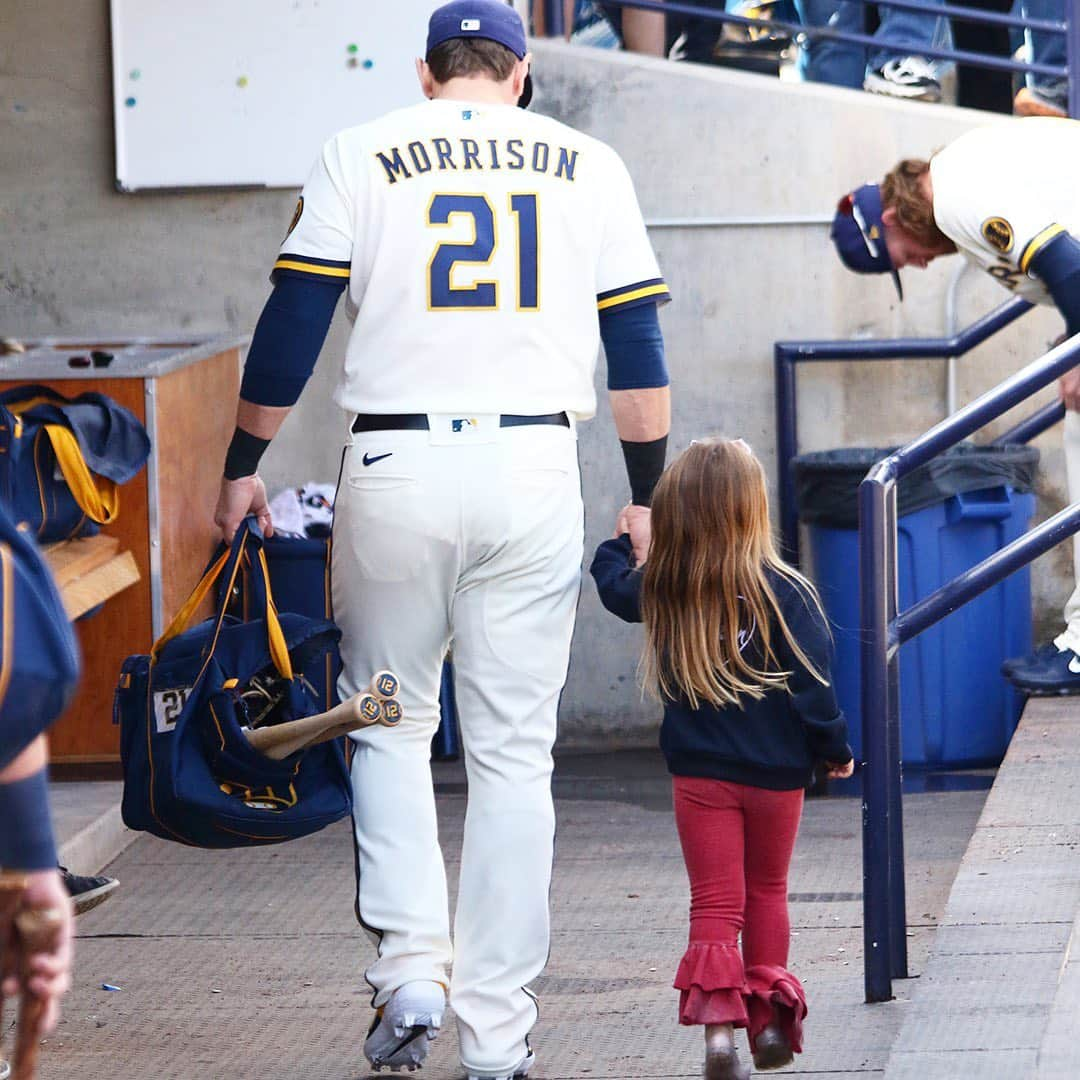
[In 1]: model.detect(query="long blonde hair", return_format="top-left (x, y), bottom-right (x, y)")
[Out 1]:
top-left (640, 438), bottom-right (828, 710)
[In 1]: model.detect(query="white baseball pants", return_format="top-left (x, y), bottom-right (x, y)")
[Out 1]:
top-left (1058, 409), bottom-right (1080, 654)
top-left (331, 416), bottom-right (583, 1076)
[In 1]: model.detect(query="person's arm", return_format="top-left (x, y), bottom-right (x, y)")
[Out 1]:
top-left (0, 736), bottom-right (73, 1035)
top-left (620, 2), bottom-right (666, 54)
top-left (1027, 230), bottom-right (1080, 411)
top-left (588, 534), bottom-right (645, 623)
top-left (779, 581), bottom-right (853, 770)
top-left (602, 301), bottom-right (671, 562)
top-left (214, 275), bottom-right (344, 542)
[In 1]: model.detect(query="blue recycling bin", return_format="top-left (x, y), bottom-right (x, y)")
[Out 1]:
top-left (796, 447), bottom-right (1038, 769)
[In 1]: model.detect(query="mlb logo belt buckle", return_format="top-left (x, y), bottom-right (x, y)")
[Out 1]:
top-left (427, 413), bottom-right (500, 445)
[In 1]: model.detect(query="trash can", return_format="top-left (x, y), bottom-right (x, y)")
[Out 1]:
top-left (793, 443), bottom-right (1039, 769)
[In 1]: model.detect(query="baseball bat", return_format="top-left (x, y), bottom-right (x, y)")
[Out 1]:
top-left (12, 906), bottom-right (65, 1080)
top-left (243, 680), bottom-right (400, 761)
top-left (0, 876), bottom-right (24, 1068)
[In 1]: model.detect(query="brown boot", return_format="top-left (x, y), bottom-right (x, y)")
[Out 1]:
top-left (704, 1046), bottom-right (751, 1080)
top-left (752, 1022), bottom-right (794, 1070)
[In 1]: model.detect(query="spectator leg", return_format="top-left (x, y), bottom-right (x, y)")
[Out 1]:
top-left (792, 0), bottom-right (867, 86)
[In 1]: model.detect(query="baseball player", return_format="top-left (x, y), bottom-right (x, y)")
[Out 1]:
top-left (213, 2), bottom-right (671, 1077)
top-left (831, 116), bottom-right (1080, 696)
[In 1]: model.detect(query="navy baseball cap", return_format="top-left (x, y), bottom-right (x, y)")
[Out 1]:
top-left (426, 0), bottom-right (533, 107)
top-left (831, 183), bottom-right (903, 300)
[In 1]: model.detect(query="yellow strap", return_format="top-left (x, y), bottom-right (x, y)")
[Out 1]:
top-left (151, 546), bottom-right (232, 659)
top-left (151, 534), bottom-right (294, 683)
top-left (258, 548), bottom-right (293, 681)
top-left (44, 424), bottom-right (119, 524)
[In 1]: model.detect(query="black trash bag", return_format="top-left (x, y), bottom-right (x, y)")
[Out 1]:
top-left (792, 442), bottom-right (1040, 528)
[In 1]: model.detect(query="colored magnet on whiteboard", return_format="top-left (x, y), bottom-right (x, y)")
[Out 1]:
top-left (347, 43), bottom-right (359, 54)
top-left (347, 57), bottom-right (359, 69)
top-left (237, 76), bottom-right (249, 88)
top-left (363, 59), bottom-right (374, 69)
top-left (130, 69), bottom-right (141, 80)
top-left (125, 96), bottom-right (136, 107)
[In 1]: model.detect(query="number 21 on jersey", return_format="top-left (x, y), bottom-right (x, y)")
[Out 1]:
top-left (427, 193), bottom-right (539, 312)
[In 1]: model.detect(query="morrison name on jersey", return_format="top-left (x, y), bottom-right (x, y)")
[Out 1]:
top-left (376, 136), bottom-right (580, 185)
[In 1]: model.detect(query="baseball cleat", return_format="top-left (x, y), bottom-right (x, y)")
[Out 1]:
top-left (467, 1050), bottom-right (535, 1080)
top-left (364, 980), bottom-right (445, 1072)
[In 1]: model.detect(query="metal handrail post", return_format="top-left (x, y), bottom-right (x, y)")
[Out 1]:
top-left (775, 345), bottom-right (800, 563)
top-left (884, 516), bottom-right (908, 981)
top-left (543, 0), bottom-right (565, 36)
top-left (859, 475), bottom-right (896, 1003)
top-left (1069, 2), bottom-right (1080, 118)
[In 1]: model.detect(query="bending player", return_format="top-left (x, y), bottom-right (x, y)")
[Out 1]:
top-left (213, 3), bottom-right (672, 1077)
top-left (831, 116), bottom-right (1080, 697)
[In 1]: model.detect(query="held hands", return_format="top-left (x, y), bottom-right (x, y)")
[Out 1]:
top-left (214, 474), bottom-right (273, 543)
top-left (824, 759), bottom-right (855, 780)
top-left (0, 868), bottom-right (74, 1038)
top-left (615, 503), bottom-right (652, 566)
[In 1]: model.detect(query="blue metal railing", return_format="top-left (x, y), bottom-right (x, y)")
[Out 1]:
top-left (540, 0), bottom-right (1079, 117)
top-left (859, 332), bottom-right (1080, 1002)
top-left (774, 296), bottom-right (1032, 565)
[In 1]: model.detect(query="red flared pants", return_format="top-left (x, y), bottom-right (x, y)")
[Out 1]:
top-left (672, 775), bottom-right (808, 1052)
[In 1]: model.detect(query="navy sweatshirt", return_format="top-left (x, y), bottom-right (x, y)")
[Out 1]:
top-left (590, 535), bottom-right (852, 791)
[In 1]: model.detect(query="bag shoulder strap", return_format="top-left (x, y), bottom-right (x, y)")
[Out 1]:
top-left (151, 520), bottom-right (293, 682)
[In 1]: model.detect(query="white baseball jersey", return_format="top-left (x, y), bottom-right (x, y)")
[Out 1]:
top-left (930, 117), bottom-right (1080, 304)
top-left (276, 98), bottom-right (669, 420)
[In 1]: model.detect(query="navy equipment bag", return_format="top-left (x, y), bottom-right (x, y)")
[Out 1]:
top-left (0, 384), bottom-right (150, 543)
top-left (0, 497), bottom-right (81, 771)
top-left (117, 518), bottom-right (350, 848)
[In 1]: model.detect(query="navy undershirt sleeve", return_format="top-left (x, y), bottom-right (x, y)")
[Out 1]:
top-left (1029, 231), bottom-right (1080, 338)
top-left (600, 301), bottom-right (669, 391)
top-left (239, 274), bottom-right (345, 407)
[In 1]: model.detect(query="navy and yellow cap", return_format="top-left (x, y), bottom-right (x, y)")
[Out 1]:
top-left (831, 183), bottom-right (903, 300)
top-left (426, 0), bottom-right (533, 107)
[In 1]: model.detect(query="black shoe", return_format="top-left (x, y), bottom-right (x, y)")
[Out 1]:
top-left (1001, 641), bottom-right (1060, 678)
top-left (753, 1023), bottom-right (794, 1070)
top-left (60, 866), bottom-right (119, 916)
top-left (1006, 646), bottom-right (1080, 696)
top-left (704, 1046), bottom-right (750, 1080)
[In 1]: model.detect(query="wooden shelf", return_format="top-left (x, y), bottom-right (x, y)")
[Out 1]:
top-left (44, 535), bottom-right (141, 621)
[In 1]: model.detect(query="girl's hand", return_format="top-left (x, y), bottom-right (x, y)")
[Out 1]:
top-left (825, 759), bottom-right (855, 780)
top-left (614, 504), bottom-right (652, 565)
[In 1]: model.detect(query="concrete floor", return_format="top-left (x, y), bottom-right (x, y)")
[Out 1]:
top-left (28, 752), bottom-right (988, 1080)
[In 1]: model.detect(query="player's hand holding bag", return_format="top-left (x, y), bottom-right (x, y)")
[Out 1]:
top-left (116, 517), bottom-right (351, 848)
top-left (0, 384), bottom-right (150, 542)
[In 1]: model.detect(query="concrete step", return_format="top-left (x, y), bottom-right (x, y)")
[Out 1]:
top-left (49, 780), bottom-right (136, 876)
top-left (883, 697), bottom-right (1080, 1080)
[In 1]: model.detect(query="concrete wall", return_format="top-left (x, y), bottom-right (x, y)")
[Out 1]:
top-left (1, 9), bottom-right (1069, 747)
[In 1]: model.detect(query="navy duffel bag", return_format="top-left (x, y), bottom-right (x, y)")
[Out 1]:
top-left (117, 517), bottom-right (350, 848)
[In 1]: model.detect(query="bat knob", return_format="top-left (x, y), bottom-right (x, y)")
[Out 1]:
top-left (358, 694), bottom-right (382, 724)
top-left (372, 670), bottom-right (399, 699)
top-left (379, 699), bottom-right (403, 727)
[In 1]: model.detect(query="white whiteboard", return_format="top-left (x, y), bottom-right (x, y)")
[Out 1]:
top-left (110, 0), bottom-right (445, 191)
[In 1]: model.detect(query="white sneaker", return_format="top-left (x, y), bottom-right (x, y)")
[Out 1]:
top-left (467, 1050), bottom-right (536, 1080)
top-left (864, 57), bottom-right (941, 102)
top-left (364, 980), bottom-right (445, 1072)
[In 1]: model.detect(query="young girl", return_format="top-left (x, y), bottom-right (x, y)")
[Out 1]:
top-left (590, 437), bottom-right (853, 1080)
